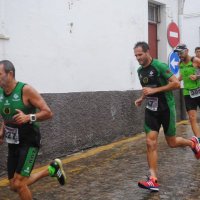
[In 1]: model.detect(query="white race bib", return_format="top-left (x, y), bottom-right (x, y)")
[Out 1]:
top-left (5, 126), bottom-right (19, 144)
top-left (189, 87), bottom-right (200, 98)
top-left (146, 97), bottom-right (158, 111)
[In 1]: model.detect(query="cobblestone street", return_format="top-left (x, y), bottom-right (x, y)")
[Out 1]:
top-left (1, 122), bottom-right (200, 200)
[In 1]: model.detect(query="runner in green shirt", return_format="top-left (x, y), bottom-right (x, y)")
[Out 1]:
top-left (0, 60), bottom-right (67, 200)
top-left (174, 44), bottom-right (200, 143)
top-left (134, 41), bottom-right (200, 192)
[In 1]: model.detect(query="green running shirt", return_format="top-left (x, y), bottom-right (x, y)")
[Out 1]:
top-left (179, 61), bottom-right (200, 95)
top-left (0, 82), bottom-right (41, 147)
top-left (137, 59), bottom-right (175, 111)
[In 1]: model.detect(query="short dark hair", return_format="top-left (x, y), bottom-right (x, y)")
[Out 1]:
top-left (195, 47), bottom-right (200, 52)
top-left (134, 41), bottom-right (150, 52)
top-left (0, 60), bottom-right (15, 78)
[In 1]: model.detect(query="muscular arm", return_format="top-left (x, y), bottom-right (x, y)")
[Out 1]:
top-left (192, 57), bottom-right (200, 68)
top-left (13, 85), bottom-right (53, 124)
top-left (142, 75), bottom-right (180, 96)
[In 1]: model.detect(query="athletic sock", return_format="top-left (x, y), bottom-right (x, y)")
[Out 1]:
top-left (48, 165), bottom-right (56, 176)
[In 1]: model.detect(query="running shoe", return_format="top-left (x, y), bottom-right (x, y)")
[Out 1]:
top-left (138, 176), bottom-right (159, 191)
top-left (49, 158), bottom-right (67, 185)
top-left (190, 136), bottom-right (200, 159)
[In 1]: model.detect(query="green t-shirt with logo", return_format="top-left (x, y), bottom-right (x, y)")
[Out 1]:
top-left (0, 82), bottom-right (40, 147)
top-left (179, 61), bottom-right (200, 95)
top-left (137, 59), bottom-right (175, 111)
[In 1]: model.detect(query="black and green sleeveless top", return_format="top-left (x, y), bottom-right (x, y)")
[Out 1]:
top-left (0, 82), bottom-right (40, 147)
top-left (137, 59), bottom-right (175, 111)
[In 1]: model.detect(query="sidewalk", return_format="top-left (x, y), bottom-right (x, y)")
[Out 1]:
top-left (1, 121), bottom-right (200, 200)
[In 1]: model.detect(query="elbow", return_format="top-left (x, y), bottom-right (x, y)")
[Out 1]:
top-left (49, 110), bottom-right (53, 119)
top-left (46, 109), bottom-right (53, 119)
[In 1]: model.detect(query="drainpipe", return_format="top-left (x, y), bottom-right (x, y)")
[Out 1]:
top-left (178, 0), bottom-right (187, 120)
top-left (0, 0), bottom-right (9, 59)
top-left (178, 0), bottom-right (185, 42)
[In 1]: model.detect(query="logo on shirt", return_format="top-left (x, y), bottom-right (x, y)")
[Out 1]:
top-left (149, 70), bottom-right (154, 77)
top-left (0, 94), bottom-right (3, 102)
top-left (12, 93), bottom-right (20, 101)
top-left (4, 100), bottom-right (10, 105)
top-left (3, 107), bottom-right (11, 114)
top-left (143, 77), bottom-right (148, 84)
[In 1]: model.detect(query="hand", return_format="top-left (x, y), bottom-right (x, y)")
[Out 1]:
top-left (189, 75), bottom-right (198, 81)
top-left (135, 98), bottom-right (143, 107)
top-left (13, 109), bottom-right (29, 124)
top-left (142, 87), bottom-right (155, 96)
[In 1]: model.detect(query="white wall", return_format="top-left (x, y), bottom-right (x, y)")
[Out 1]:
top-left (0, 0), bottom-right (179, 93)
top-left (0, 0), bottom-right (147, 92)
top-left (182, 0), bottom-right (200, 55)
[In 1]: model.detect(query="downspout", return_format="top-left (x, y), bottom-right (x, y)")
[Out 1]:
top-left (178, 0), bottom-right (186, 120)
top-left (178, 0), bottom-right (185, 42)
top-left (0, 0), bottom-right (8, 39)
top-left (0, 0), bottom-right (9, 59)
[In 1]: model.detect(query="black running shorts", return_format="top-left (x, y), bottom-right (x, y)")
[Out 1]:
top-left (7, 144), bottom-right (39, 179)
top-left (144, 105), bottom-right (176, 136)
top-left (184, 95), bottom-right (200, 111)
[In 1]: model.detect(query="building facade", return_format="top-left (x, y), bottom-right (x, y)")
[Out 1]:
top-left (0, 0), bottom-right (192, 169)
top-left (182, 0), bottom-right (200, 54)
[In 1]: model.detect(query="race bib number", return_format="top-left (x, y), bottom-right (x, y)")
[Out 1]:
top-left (189, 88), bottom-right (200, 98)
top-left (5, 126), bottom-right (19, 144)
top-left (146, 97), bottom-right (158, 111)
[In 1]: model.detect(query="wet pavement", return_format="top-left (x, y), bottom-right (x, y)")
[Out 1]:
top-left (1, 122), bottom-right (200, 200)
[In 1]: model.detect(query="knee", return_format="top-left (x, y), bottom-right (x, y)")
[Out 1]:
top-left (10, 178), bottom-right (24, 192)
top-left (167, 142), bottom-right (176, 148)
top-left (188, 113), bottom-right (197, 122)
top-left (166, 139), bottom-right (177, 148)
top-left (146, 138), bottom-right (157, 150)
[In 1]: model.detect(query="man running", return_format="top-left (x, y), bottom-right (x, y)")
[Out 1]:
top-left (0, 60), bottom-right (66, 200)
top-left (134, 41), bottom-right (200, 192)
top-left (174, 44), bottom-right (200, 143)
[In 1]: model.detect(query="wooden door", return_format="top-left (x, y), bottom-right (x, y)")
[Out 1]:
top-left (148, 22), bottom-right (157, 59)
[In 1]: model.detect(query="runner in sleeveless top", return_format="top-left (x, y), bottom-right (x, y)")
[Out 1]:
top-left (134, 42), bottom-right (200, 192)
top-left (174, 44), bottom-right (200, 144)
top-left (0, 60), bottom-right (66, 200)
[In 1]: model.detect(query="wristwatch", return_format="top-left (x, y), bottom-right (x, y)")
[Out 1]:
top-left (30, 114), bottom-right (36, 122)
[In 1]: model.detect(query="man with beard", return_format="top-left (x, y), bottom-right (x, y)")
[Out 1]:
top-left (134, 41), bottom-right (200, 192)
top-left (175, 44), bottom-right (200, 143)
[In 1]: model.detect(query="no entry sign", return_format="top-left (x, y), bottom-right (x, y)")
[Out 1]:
top-left (167, 22), bottom-right (180, 48)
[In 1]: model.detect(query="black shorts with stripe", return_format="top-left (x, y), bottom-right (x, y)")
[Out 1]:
top-left (7, 144), bottom-right (39, 179)
top-left (144, 105), bottom-right (176, 136)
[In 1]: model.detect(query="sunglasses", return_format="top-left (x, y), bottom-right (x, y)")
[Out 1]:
top-left (177, 49), bottom-right (187, 55)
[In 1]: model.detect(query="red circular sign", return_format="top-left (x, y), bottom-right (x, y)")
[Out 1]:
top-left (167, 22), bottom-right (180, 48)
